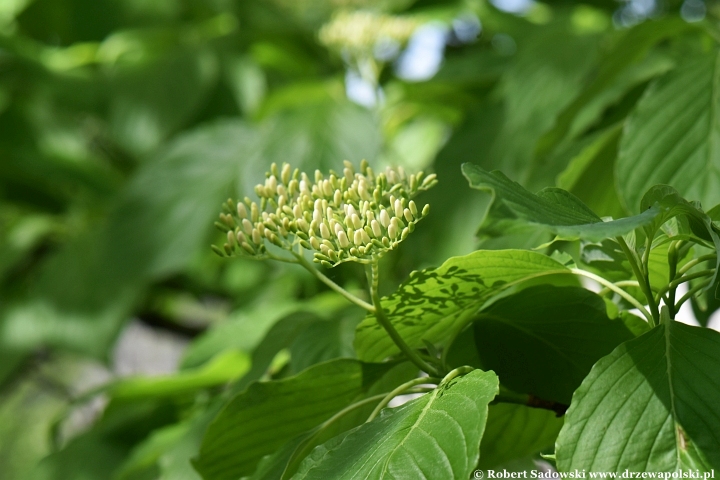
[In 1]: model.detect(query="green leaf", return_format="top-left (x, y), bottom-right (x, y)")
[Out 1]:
top-left (556, 320), bottom-right (720, 472)
top-left (462, 163), bottom-right (661, 242)
top-left (355, 250), bottom-right (570, 362)
top-left (292, 369), bottom-right (499, 480)
top-left (473, 285), bottom-right (635, 404)
top-left (193, 359), bottom-right (391, 480)
top-left (478, 404), bottom-right (563, 469)
top-left (617, 51), bottom-right (720, 213)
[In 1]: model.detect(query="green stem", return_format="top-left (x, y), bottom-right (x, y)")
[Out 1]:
top-left (655, 269), bottom-right (716, 300)
top-left (667, 241), bottom-right (680, 319)
top-left (292, 251), bottom-right (375, 312)
top-left (439, 366), bottom-right (474, 385)
top-left (597, 280), bottom-right (640, 297)
top-left (366, 377), bottom-right (440, 422)
top-left (366, 261), bottom-right (441, 376)
top-left (569, 268), bottom-right (653, 322)
top-left (675, 279), bottom-right (712, 311)
top-left (616, 236), bottom-right (659, 326)
top-left (677, 253), bottom-right (717, 276)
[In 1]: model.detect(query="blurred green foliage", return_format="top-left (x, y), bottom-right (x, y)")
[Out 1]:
top-left (0, 0), bottom-right (717, 478)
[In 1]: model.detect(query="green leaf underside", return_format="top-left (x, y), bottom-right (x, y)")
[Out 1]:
top-left (292, 369), bottom-right (499, 480)
top-left (556, 321), bottom-right (720, 472)
top-left (617, 51), bottom-right (720, 214)
top-left (474, 286), bottom-right (635, 404)
top-left (193, 359), bottom-right (390, 480)
top-left (462, 163), bottom-right (661, 242)
top-left (478, 403), bottom-right (563, 469)
top-left (354, 250), bottom-right (569, 362)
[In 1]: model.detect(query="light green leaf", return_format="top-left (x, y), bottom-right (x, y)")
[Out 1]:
top-left (474, 285), bottom-right (635, 404)
top-left (193, 359), bottom-right (391, 480)
top-left (478, 404), bottom-right (563, 469)
top-left (355, 250), bottom-right (569, 362)
top-left (292, 369), bottom-right (499, 480)
top-left (556, 320), bottom-right (720, 472)
top-left (462, 163), bottom-right (661, 242)
top-left (617, 51), bottom-right (720, 213)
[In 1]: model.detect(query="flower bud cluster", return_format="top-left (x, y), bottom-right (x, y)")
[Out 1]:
top-left (214, 160), bottom-right (437, 267)
top-left (318, 11), bottom-right (418, 54)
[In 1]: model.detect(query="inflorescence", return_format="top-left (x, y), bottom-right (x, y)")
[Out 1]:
top-left (214, 160), bottom-right (437, 267)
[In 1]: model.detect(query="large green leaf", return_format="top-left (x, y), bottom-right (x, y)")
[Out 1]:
top-left (556, 319), bottom-right (720, 472)
top-left (474, 285), bottom-right (636, 404)
top-left (193, 359), bottom-right (390, 480)
top-left (292, 369), bottom-right (499, 479)
top-left (354, 250), bottom-right (570, 362)
top-left (462, 163), bottom-right (661, 242)
top-left (617, 51), bottom-right (720, 213)
top-left (478, 404), bottom-right (563, 469)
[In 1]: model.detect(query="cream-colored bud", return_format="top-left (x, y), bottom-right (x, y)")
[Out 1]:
top-left (227, 230), bottom-right (236, 246)
top-left (404, 208), bottom-right (413, 222)
top-left (236, 231), bottom-right (246, 244)
top-left (242, 219), bottom-right (253, 235)
top-left (237, 202), bottom-right (247, 219)
top-left (333, 221), bottom-right (343, 235)
top-left (422, 173), bottom-right (437, 187)
top-left (422, 204), bottom-right (430, 216)
top-left (409, 200), bottom-right (418, 216)
top-left (320, 223), bottom-right (331, 239)
top-left (371, 220), bottom-right (382, 237)
top-left (338, 231), bottom-right (350, 248)
top-left (315, 170), bottom-right (323, 183)
top-left (334, 189), bottom-right (342, 205)
top-left (379, 209), bottom-right (391, 228)
top-left (326, 207), bottom-right (334, 220)
top-left (252, 229), bottom-right (262, 245)
top-left (293, 205), bottom-right (303, 218)
top-left (267, 175), bottom-right (278, 195)
top-left (270, 162), bottom-right (279, 177)
top-left (281, 163), bottom-right (291, 184)
top-left (387, 168), bottom-right (397, 183)
top-left (313, 209), bottom-right (322, 224)
top-left (401, 227), bottom-right (410, 240)
top-left (394, 199), bottom-right (403, 219)
top-left (354, 230), bottom-right (364, 245)
top-left (310, 236), bottom-right (321, 250)
top-left (388, 223), bottom-right (398, 239)
top-left (361, 230), bottom-right (371, 245)
top-left (310, 220), bottom-right (319, 232)
top-left (255, 184), bottom-right (265, 197)
top-left (343, 167), bottom-right (353, 183)
top-left (410, 174), bottom-right (418, 191)
top-left (320, 244), bottom-right (330, 255)
top-left (288, 179), bottom-right (298, 195)
top-left (299, 179), bottom-right (309, 194)
top-left (278, 195), bottom-right (286, 210)
top-left (343, 160), bottom-right (353, 170)
top-left (251, 203), bottom-right (259, 222)
top-left (277, 184), bottom-right (287, 197)
top-left (322, 179), bottom-right (333, 197)
top-left (351, 214), bottom-right (363, 230)
top-left (327, 249), bottom-right (338, 261)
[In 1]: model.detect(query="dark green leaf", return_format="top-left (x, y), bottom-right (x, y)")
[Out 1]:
top-left (193, 359), bottom-right (391, 480)
top-left (355, 250), bottom-right (570, 362)
top-left (617, 51), bottom-right (720, 213)
top-left (556, 319), bottom-right (720, 472)
top-left (292, 369), bottom-right (499, 480)
top-left (474, 285), bottom-right (635, 404)
top-left (462, 163), bottom-right (661, 242)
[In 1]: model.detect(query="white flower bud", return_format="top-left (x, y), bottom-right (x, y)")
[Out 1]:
top-left (237, 202), bottom-right (247, 219)
top-left (322, 179), bottom-right (333, 197)
top-left (313, 209), bottom-right (322, 224)
top-left (388, 223), bottom-right (398, 239)
top-left (252, 229), bottom-right (262, 245)
top-left (326, 207), bottom-right (334, 220)
top-left (267, 176), bottom-right (278, 196)
top-left (379, 209), bottom-right (391, 228)
top-left (293, 204), bottom-right (303, 218)
top-left (241, 242), bottom-right (254, 254)
top-left (320, 223), bottom-right (331, 239)
top-left (299, 179), bottom-right (309, 194)
top-left (422, 173), bottom-right (437, 187)
top-left (394, 199), bottom-right (403, 219)
top-left (333, 221), bottom-right (343, 235)
top-left (347, 228), bottom-right (354, 243)
top-left (351, 214), bottom-right (363, 230)
top-left (404, 208), bottom-right (413, 222)
top-left (251, 203), bottom-right (259, 222)
top-left (361, 229), bottom-right (371, 245)
top-left (281, 163), bottom-right (291, 185)
top-left (371, 219), bottom-right (382, 237)
top-left (409, 200), bottom-right (418, 216)
top-left (242, 219), bottom-right (253, 235)
top-left (354, 230), bottom-right (364, 246)
top-left (236, 231), bottom-right (246, 244)
top-left (334, 189), bottom-right (342, 205)
top-left (310, 236), bottom-right (321, 250)
top-left (315, 170), bottom-right (323, 183)
top-left (278, 195), bottom-right (287, 210)
top-left (227, 230), bottom-right (236, 246)
top-left (343, 167), bottom-right (353, 183)
top-left (338, 231), bottom-right (350, 248)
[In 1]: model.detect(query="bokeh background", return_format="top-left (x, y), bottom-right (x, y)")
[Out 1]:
top-left (0, 0), bottom-right (717, 478)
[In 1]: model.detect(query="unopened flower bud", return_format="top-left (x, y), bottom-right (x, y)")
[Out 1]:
top-left (242, 219), bottom-right (253, 235)
top-left (371, 220), bottom-right (382, 237)
top-left (241, 242), bottom-right (254, 254)
top-left (351, 214), bottom-right (363, 230)
top-left (409, 200), bottom-right (418, 216)
top-left (237, 203), bottom-right (247, 219)
top-left (227, 230), bottom-right (236, 246)
top-left (320, 223), bottom-right (331, 240)
top-left (354, 230), bottom-right (363, 245)
top-left (281, 163), bottom-right (291, 184)
top-left (422, 204), bottom-right (430, 216)
top-left (379, 210), bottom-right (391, 228)
top-left (404, 208), bottom-right (413, 222)
top-left (251, 203), bottom-right (259, 222)
top-left (401, 227), bottom-right (410, 240)
top-left (252, 229), bottom-right (262, 245)
top-left (394, 199), bottom-right (403, 219)
top-left (338, 231), bottom-right (350, 248)
top-left (310, 236), bottom-right (321, 250)
top-left (388, 223), bottom-right (398, 239)
top-left (334, 189), bottom-right (342, 205)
